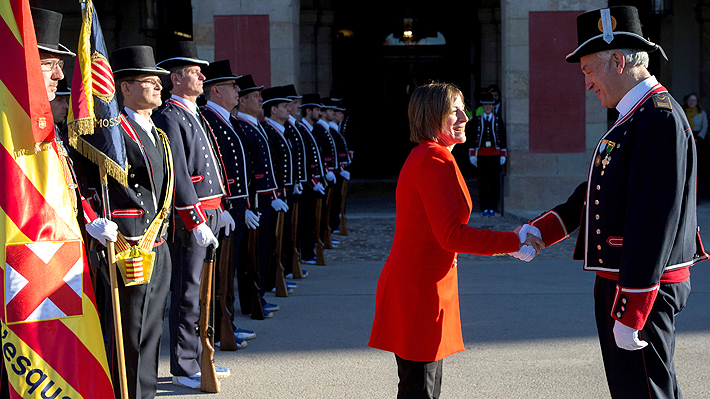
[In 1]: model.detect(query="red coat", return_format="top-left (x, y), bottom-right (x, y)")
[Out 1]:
top-left (368, 140), bottom-right (519, 362)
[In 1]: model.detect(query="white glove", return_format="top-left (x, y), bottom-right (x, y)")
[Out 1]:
top-left (469, 156), bottom-right (477, 167)
top-left (340, 170), bottom-right (351, 180)
top-left (325, 171), bottom-right (336, 183)
top-left (314, 182), bottom-right (325, 195)
top-left (86, 218), bottom-right (118, 246)
top-left (518, 224), bottom-right (542, 243)
top-left (613, 321), bottom-right (648, 351)
top-left (271, 198), bottom-right (289, 212)
top-left (217, 209), bottom-right (235, 236)
top-left (508, 245), bottom-right (536, 262)
top-left (500, 156), bottom-right (506, 166)
top-left (245, 209), bottom-right (260, 229)
top-left (193, 223), bottom-right (219, 248)
top-left (293, 182), bottom-right (303, 195)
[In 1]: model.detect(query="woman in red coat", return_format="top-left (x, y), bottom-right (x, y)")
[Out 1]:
top-left (368, 83), bottom-right (542, 398)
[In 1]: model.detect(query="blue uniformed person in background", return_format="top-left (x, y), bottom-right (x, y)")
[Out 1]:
top-left (529, 6), bottom-right (707, 399)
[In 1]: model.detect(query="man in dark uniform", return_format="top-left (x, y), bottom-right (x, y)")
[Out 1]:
top-left (200, 59), bottom-right (258, 347)
top-left (312, 97), bottom-right (338, 247)
top-left (107, 45), bottom-right (174, 399)
top-left (152, 41), bottom-right (232, 389)
top-left (323, 99), bottom-right (351, 236)
top-left (51, 78), bottom-right (70, 131)
top-left (468, 92), bottom-right (507, 217)
top-left (296, 94), bottom-right (327, 264)
top-left (232, 74), bottom-right (284, 317)
top-left (530, 6), bottom-right (706, 399)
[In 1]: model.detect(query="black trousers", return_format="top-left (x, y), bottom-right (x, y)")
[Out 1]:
top-left (329, 175), bottom-right (344, 231)
top-left (108, 242), bottom-right (171, 399)
top-left (395, 355), bottom-right (443, 399)
top-left (594, 275), bottom-right (690, 399)
top-left (477, 155), bottom-right (501, 212)
top-left (298, 184), bottom-right (317, 261)
top-left (167, 208), bottom-right (218, 377)
top-left (258, 194), bottom-right (275, 294)
top-left (282, 189), bottom-right (296, 275)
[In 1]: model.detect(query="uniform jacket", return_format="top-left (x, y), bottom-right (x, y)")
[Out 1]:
top-left (262, 118), bottom-right (294, 187)
top-left (329, 121), bottom-right (351, 170)
top-left (152, 96), bottom-right (227, 230)
top-left (285, 117), bottom-right (307, 183)
top-left (368, 140), bottom-right (520, 362)
top-left (468, 113), bottom-right (507, 157)
top-left (201, 103), bottom-right (251, 201)
top-left (313, 119), bottom-right (338, 172)
top-left (234, 112), bottom-right (279, 198)
top-left (297, 119), bottom-right (325, 186)
top-left (111, 112), bottom-right (171, 241)
top-left (530, 79), bottom-right (708, 330)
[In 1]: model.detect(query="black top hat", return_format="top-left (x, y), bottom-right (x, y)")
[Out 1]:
top-left (329, 89), bottom-right (343, 102)
top-left (31, 8), bottom-right (75, 57)
top-left (300, 94), bottom-right (323, 108)
top-left (111, 46), bottom-right (169, 80)
top-left (156, 41), bottom-right (209, 69)
top-left (479, 92), bottom-right (495, 104)
top-left (234, 75), bottom-right (263, 95)
top-left (320, 98), bottom-right (338, 110)
top-left (566, 6), bottom-right (665, 63)
top-left (283, 84), bottom-right (302, 99)
top-left (261, 87), bottom-right (291, 107)
top-left (55, 78), bottom-right (70, 96)
top-left (202, 60), bottom-right (240, 85)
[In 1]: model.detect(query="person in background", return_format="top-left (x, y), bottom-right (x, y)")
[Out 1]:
top-left (51, 78), bottom-right (70, 131)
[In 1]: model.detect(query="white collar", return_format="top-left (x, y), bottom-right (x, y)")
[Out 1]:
top-left (170, 94), bottom-right (198, 114)
top-left (300, 119), bottom-right (314, 131)
top-left (237, 111), bottom-right (260, 127)
top-left (483, 113), bottom-right (493, 121)
top-left (265, 117), bottom-right (286, 133)
top-left (317, 119), bottom-right (330, 129)
top-left (616, 76), bottom-right (659, 120)
top-left (328, 121), bottom-right (339, 132)
top-left (205, 101), bottom-right (232, 123)
top-left (288, 115), bottom-right (297, 124)
top-left (124, 107), bottom-right (156, 145)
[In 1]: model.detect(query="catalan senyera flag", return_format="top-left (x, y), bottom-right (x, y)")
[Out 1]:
top-left (0, 1), bottom-right (114, 398)
top-left (67, 0), bottom-right (127, 187)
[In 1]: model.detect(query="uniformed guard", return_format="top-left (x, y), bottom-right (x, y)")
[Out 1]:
top-left (152, 40), bottom-right (233, 389)
top-left (529, 6), bottom-right (706, 399)
top-left (51, 78), bottom-right (70, 132)
top-left (107, 45), bottom-right (174, 399)
top-left (467, 91), bottom-right (507, 217)
top-left (232, 74), bottom-right (285, 317)
top-left (313, 97), bottom-right (338, 247)
top-left (322, 98), bottom-right (351, 237)
top-left (200, 59), bottom-right (258, 347)
top-left (296, 94), bottom-right (327, 264)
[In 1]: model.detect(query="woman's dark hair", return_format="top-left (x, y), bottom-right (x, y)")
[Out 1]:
top-left (683, 93), bottom-right (701, 112)
top-left (408, 83), bottom-right (463, 143)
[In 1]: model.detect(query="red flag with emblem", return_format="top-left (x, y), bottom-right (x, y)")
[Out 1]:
top-left (0, 0), bottom-right (114, 397)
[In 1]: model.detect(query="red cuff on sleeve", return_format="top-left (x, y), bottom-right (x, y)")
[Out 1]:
top-left (176, 202), bottom-right (208, 231)
top-left (500, 149), bottom-right (507, 157)
top-left (468, 148), bottom-right (476, 157)
top-left (529, 210), bottom-right (568, 246)
top-left (81, 196), bottom-right (99, 223)
top-left (611, 284), bottom-right (659, 330)
top-left (311, 176), bottom-right (320, 187)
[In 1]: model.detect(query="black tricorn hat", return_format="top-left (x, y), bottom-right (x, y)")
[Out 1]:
top-left (156, 41), bottom-right (209, 69)
top-left (479, 92), bottom-right (495, 104)
top-left (55, 78), bottom-right (70, 96)
top-left (261, 86), bottom-right (291, 107)
top-left (283, 84), bottom-right (302, 99)
top-left (234, 74), bottom-right (263, 95)
top-left (111, 46), bottom-right (169, 80)
top-left (31, 8), bottom-right (75, 57)
top-left (202, 60), bottom-right (240, 85)
top-left (300, 94), bottom-right (323, 108)
top-left (566, 6), bottom-right (665, 63)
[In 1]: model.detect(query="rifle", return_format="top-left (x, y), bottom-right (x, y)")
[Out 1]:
top-left (339, 179), bottom-right (348, 236)
top-left (323, 186), bottom-right (334, 249)
top-left (217, 233), bottom-right (237, 351)
top-left (198, 237), bottom-right (220, 392)
top-left (273, 204), bottom-right (289, 297)
top-left (290, 197), bottom-right (304, 278)
top-left (247, 196), bottom-right (265, 319)
top-left (314, 194), bottom-right (326, 265)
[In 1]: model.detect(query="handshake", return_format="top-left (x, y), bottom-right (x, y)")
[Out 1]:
top-left (508, 224), bottom-right (545, 262)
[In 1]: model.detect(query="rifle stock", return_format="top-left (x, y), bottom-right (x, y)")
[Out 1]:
top-left (217, 236), bottom-right (237, 351)
top-left (324, 187), bottom-right (334, 249)
top-left (274, 211), bottom-right (289, 297)
top-left (199, 243), bottom-right (220, 392)
top-left (290, 201), bottom-right (304, 278)
top-left (339, 179), bottom-right (348, 236)
top-left (314, 196), bottom-right (326, 265)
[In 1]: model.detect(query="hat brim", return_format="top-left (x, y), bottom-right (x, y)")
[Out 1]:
top-left (38, 43), bottom-right (76, 57)
top-left (300, 103), bottom-right (323, 108)
top-left (287, 95), bottom-right (302, 100)
top-left (55, 90), bottom-right (71, 96)
top-left (238, 86), bottom-right (264, 96)
top-left (480, 101), bottom-right (495, 104)
top-left (334, 107), bottom-right (346, 112)
top-left (156, 57), bottom-right (210, 69)
top-left (566, 32), bottom-right (660, 63)
top-left (204, 75), bottom-right (241, 85)
top-left (113, 66), bottom-right (170, 80)
top-left (262, 97), bottom-right (291, 106)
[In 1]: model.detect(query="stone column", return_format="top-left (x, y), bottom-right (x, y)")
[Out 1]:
top-left (299, 9), bottom-right (334, 95)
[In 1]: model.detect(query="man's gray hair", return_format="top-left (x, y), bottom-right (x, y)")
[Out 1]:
top-left (598, 49), bottom-right (649, 71)
top-left (162, 66), bottom-right (187, 92)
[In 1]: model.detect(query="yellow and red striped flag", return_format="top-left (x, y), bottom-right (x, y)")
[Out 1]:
top-left (0, 0), bottom-right (114, 397)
